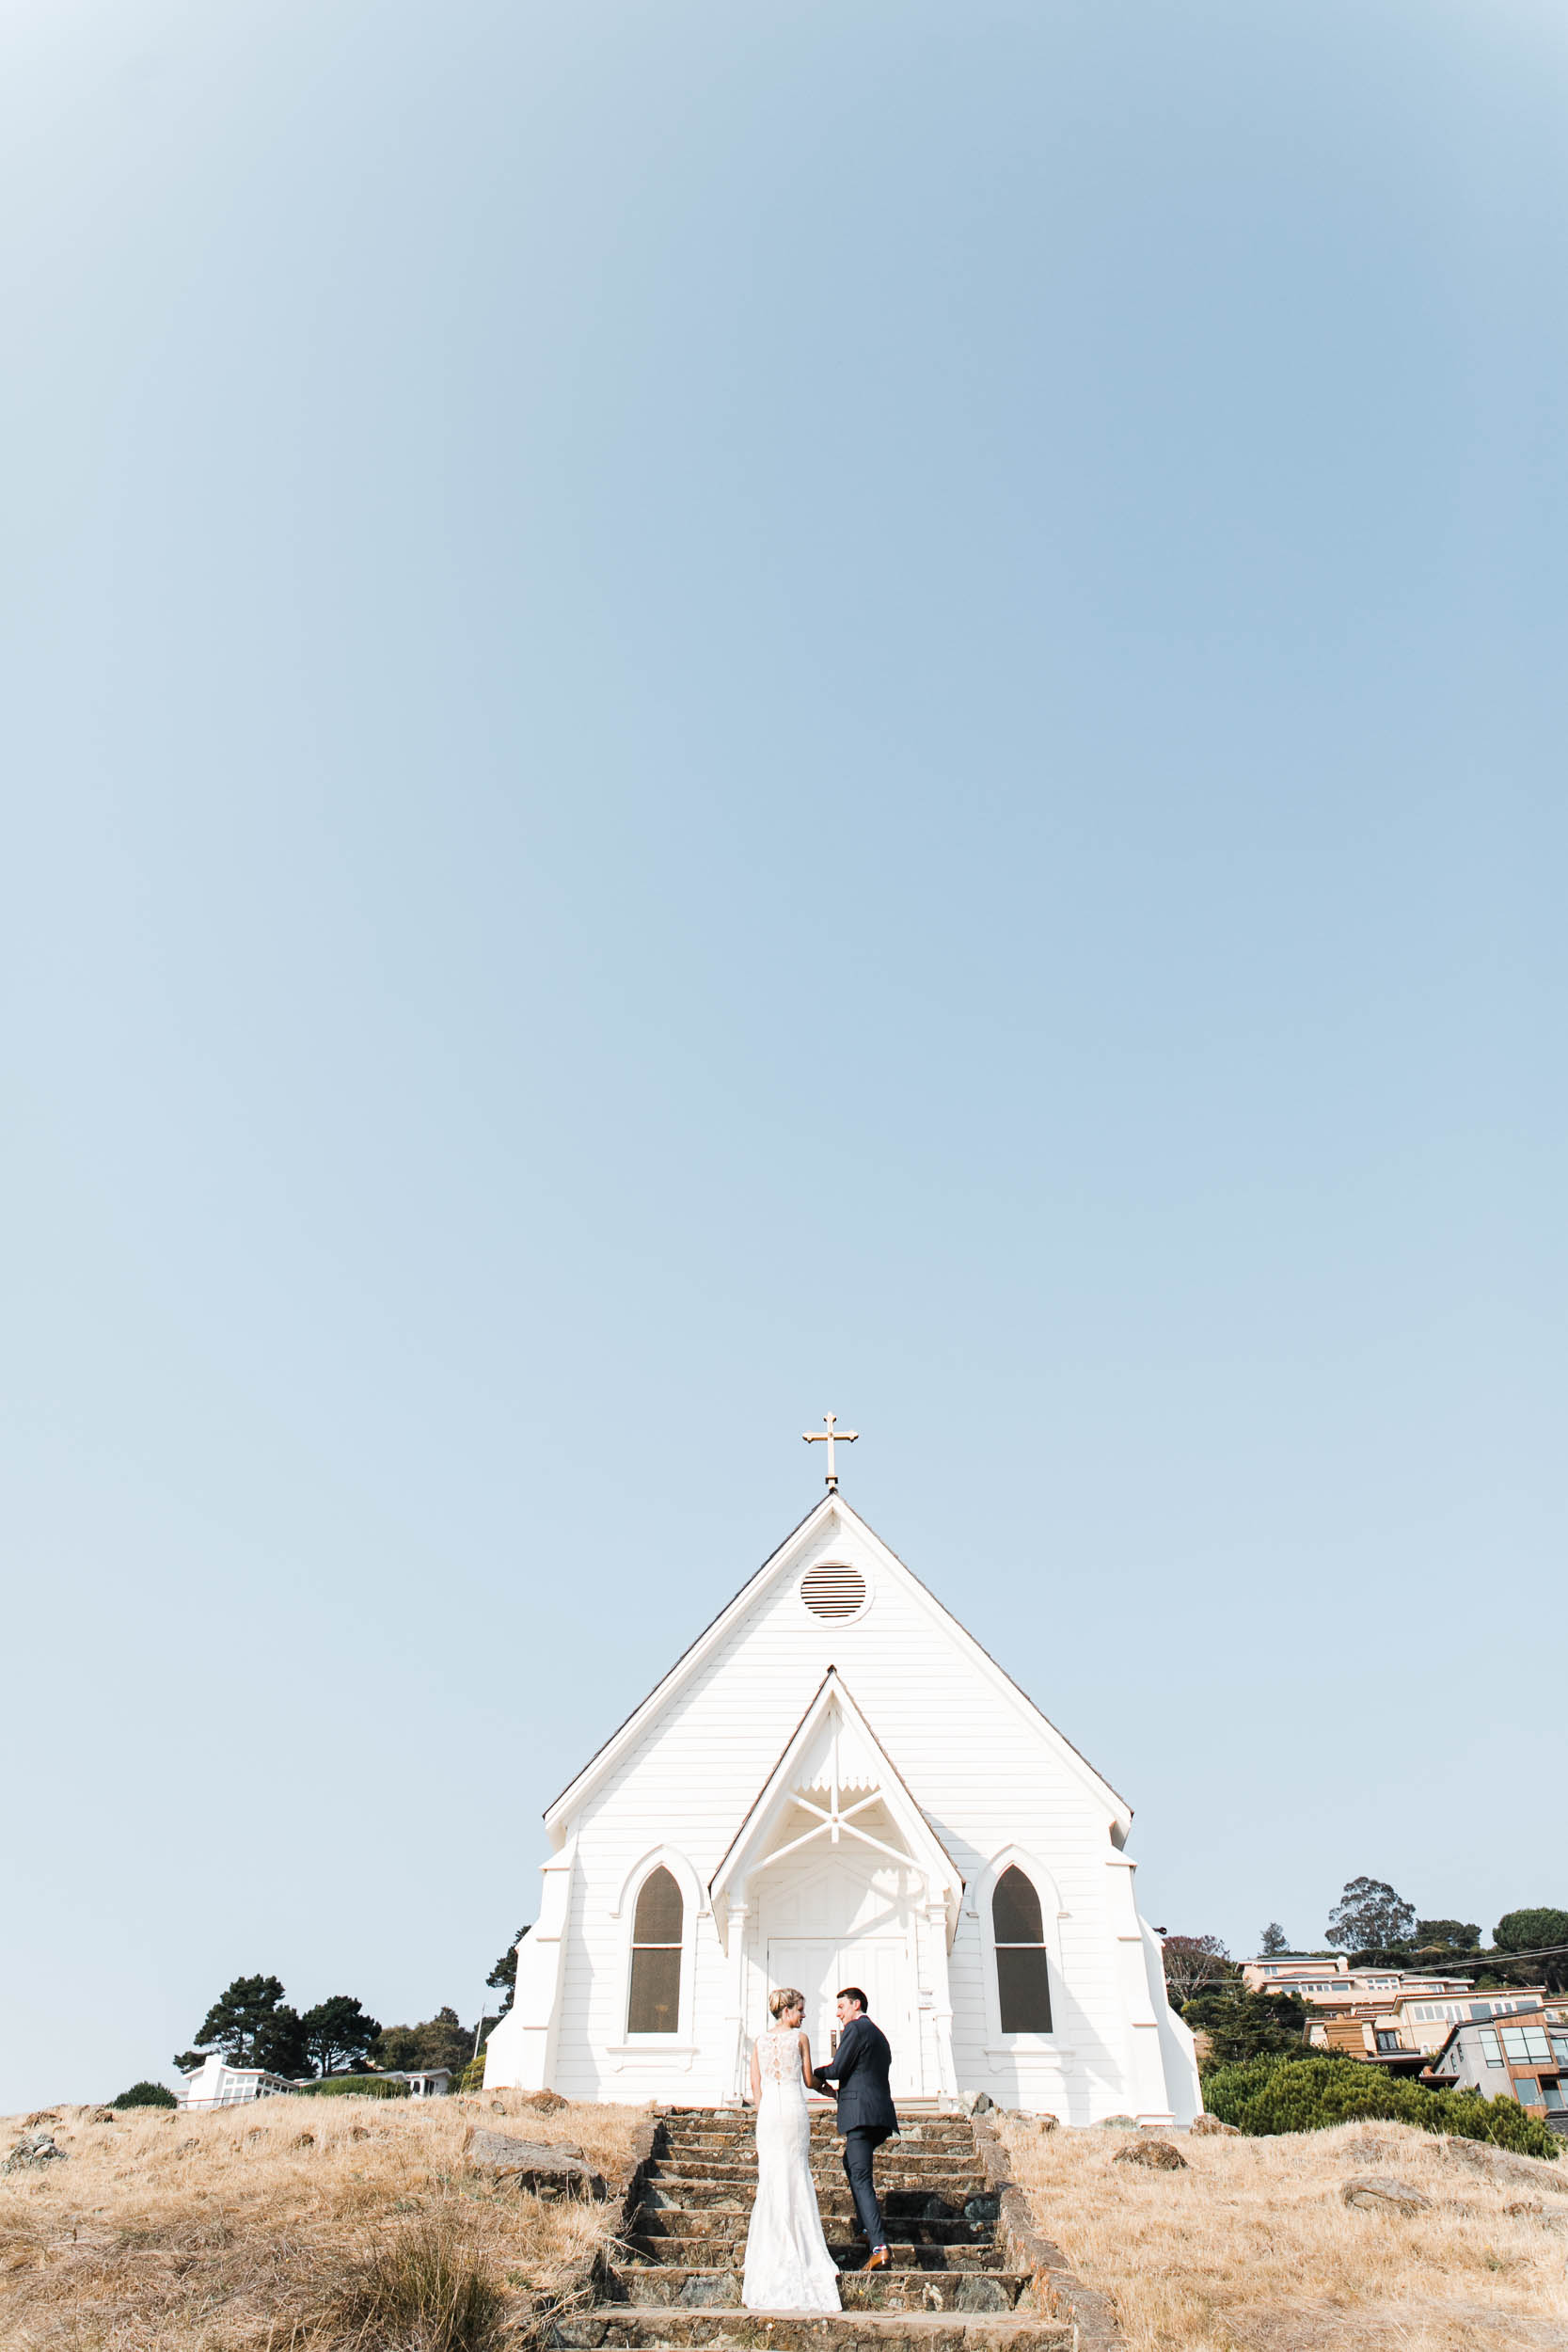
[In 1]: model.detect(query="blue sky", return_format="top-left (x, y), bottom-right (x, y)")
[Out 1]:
top-left (3, 0), bottom-right (1564, 2110)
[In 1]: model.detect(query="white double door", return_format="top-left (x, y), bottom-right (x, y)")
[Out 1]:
top-left (766, 1935), bottom-right (917, 2095)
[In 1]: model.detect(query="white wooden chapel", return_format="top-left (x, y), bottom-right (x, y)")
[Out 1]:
top-left (483, 1428), bottom-right (1199, 2125)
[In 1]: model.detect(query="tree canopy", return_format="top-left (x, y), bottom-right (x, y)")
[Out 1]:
top-left (1412, 1918), bottom-right (1481, 1951)
top-left (1182, 1980), bottom-right (1308, 2067)
top-left (1495, 1907), bottom-right (1568, 1953)
top-left (1161, 1933), bottom-right (1232, 2005)
top-left (1325, 1878), bottom-right (1415, 1951)
top-left (301, 1994), bottom-right (382, 2077)
top-left (112, 2081), bottom-right (176, 2108)
top-left (1259, 1922), bottom-right (1290, 1955)
top-left (174, 1974), bottom-right (310, 2077)
top-left (374, 2007), bottom-right (474, 2076)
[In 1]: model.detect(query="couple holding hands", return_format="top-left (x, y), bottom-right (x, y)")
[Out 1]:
top-left (741, 1984), bottom-right (896, 2313)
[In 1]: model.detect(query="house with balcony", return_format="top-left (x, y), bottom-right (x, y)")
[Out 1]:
top-left (1303, 1985), bottom-right (1551, 2071)
top-left (1242, 1954), bottom-right (1473, 2007)
top-left (1307, 2009), bottom-right (1432, 2074)
top-left (1393, 1988), bottom-right (1550, 2053)
top-left (1424, 2004), bottom-right (1568, 2132)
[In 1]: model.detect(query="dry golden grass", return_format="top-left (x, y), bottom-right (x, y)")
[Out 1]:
top-left (1000, 2116), bottom-right (1568, 2352)
top-left (0, 2091), bottom-right (645, 2352)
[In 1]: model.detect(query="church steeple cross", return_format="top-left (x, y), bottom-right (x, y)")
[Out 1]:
top-left (803, 1411), bottom-right (858, 1488)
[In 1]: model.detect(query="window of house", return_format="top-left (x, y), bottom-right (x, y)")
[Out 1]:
top-left (1515, 2075), bottom-right (1544, 2105)
top-left (993, 1866), bottom-right (1053, 2033)
top-left (1478, 2030), bottom-right (1503, 2066)
top-left (1551, 2036), bottom-right (1568, 2065)
top-left (1375, 2031), bottom-right (1401, 2052)
top-left (626, 1867), bottom-right (683, 2033)
top-left (1544, 2079), bottom-right (1565, 2111)
top-left (1502, 2027), bottom-right (1552, 2062)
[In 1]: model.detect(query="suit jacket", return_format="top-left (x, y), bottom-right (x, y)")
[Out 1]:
top-left (813, 2012), bottom-right (898, 2134)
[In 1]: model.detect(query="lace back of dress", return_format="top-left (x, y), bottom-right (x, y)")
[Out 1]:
top-left (759, 2026), bottom-right (798, 2087)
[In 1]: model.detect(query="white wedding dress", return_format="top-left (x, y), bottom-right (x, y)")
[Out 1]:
top-left (741, 2026), bottom-right (843, 2312)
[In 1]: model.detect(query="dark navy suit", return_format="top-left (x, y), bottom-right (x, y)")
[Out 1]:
top-left (813, 2012), bottom-right (897, 2253)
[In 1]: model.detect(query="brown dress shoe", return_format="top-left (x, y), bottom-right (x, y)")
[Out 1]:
top-left (861, 2247), bottom-right (891, 2271)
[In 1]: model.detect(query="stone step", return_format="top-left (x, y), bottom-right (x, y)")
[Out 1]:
top-left (643, 2154), bottom-right (973, 2164)
top-left (828, 2254), bottom-right (1006, 2281)
top-left (641, 2177), bottom-right (988, 2207)
top-left (639, 2189), bottom-right (999, 2224)
top-left (622, 2242), bottom-right (1006, 2276)
top-left (555, 2312), bottom-right (1070, 2351)
top-left (625, 2239), bottom-right (1002, 2272)
top-left (660, 2127), bottom-right (975, 2149)
top-left (653, 2117), bottom-right (968, 2136)
top-left (650, 2152), bottom-right (959, 2163)
top-left (657, 2124), bottom-right (974, 2138)
top-left (650, 2158), bottom-right (982, 2185)
top-left (606, 2273), bottom-right (1033, 2315)
top-left (630, 2217), bottom-right (992, 2251)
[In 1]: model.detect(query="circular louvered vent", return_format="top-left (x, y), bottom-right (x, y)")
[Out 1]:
top-left (800, 1563), bottom-right (868, 1620)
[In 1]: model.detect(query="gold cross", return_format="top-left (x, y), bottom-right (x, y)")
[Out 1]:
top-left (803, 1411), bottom-right (858, 1489)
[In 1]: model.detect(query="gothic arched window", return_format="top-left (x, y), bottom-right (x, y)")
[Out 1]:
top-left (993, 1865), bottom-right (1053, 2033)
top-left (627, 1867), bottom-right (684, 2033)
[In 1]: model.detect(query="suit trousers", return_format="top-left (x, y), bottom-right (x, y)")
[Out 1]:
top-left (841, 2124), bottom-right (892, 2251)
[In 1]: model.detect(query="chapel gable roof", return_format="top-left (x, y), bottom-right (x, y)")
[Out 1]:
top-left (543, 1494), bottom-right (1131, 1835)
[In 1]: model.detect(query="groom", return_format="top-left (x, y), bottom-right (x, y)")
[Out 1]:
top-left (812, 1986), bottom-right (897, 2270)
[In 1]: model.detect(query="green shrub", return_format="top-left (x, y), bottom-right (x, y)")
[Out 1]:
top-left (1204, 2053), bottom-right (1560, 2158)
top-left (457, 2050), bottom-right (486, 2093)
top-left (297, 2073), bottom-right (410, 2098)
top-left (111, 2081), bottom-right (177, 2109)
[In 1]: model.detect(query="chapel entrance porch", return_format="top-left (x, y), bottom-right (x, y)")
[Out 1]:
top-left (709, 1672), bottom-right (965, 2103)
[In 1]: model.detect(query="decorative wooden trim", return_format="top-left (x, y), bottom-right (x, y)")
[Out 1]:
top-left (971, 2113), bottom-right (1125, 2351)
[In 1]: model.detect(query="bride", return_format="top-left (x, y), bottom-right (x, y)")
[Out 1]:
top-left (741, 1988), bottom-right (843, 2312)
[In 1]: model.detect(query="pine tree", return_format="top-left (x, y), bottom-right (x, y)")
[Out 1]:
top-left (301, 1994), bottom-right (382, 2076)
top-left (1183, 1979), bottom-right (1307, 2067)
top-left (1412, 1919), bottom-right (1481, 1952)
top-left (174, 1974), bottom-right (309, 2075)
top-left (1494, 1907), bottom-right (1568, 1952)
top-left (485, 1926), bottom-right (531, 2014)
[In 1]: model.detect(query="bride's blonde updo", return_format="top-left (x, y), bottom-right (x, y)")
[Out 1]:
top-left (768, 1986), bottom-right (805, 2020)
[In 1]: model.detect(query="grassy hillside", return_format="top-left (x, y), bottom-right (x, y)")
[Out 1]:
top-left (0, 2090), bottom-right (641, 2350)
top-left (1001, 2115), bottom-right (1568, 2352)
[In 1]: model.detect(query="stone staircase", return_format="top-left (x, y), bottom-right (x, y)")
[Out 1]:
top-left (561, 2107), bottom-right (1073, 2351)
